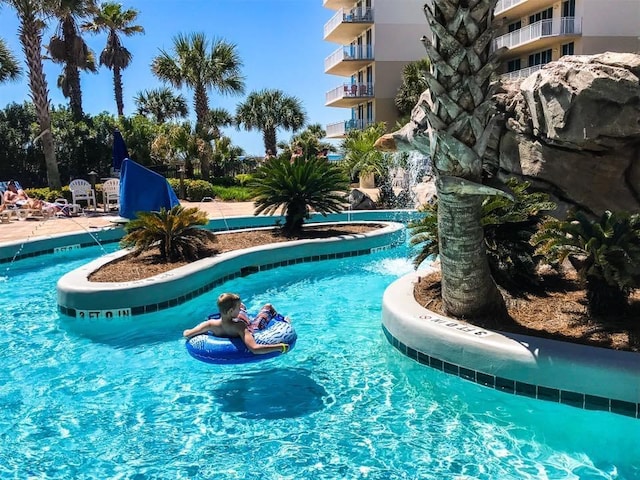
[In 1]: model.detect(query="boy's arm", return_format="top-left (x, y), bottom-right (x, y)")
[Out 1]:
top-left (183, 319), bottom-right (215, 338)
top-left (239, 325), bottom-right (288, 355)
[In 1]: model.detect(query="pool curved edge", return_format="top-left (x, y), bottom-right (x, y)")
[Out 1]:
top-left (382, 269), bottom-right (640, 418)
top-left (57, 221), bottom-right (405, 319)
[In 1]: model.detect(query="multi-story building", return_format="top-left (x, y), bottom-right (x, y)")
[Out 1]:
top-left (323, 0), bottom-right (429, 138)
top-left (495, 0), bottom-right (640, 81)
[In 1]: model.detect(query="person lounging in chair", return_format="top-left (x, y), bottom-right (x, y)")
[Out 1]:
top-left (2, 180), bottom-right (70, 217)
top-left (3, 180), bottom-right (32, 207)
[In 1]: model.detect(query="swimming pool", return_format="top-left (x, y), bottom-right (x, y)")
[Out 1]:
top-left (2, 241), bottom-right (639, 479)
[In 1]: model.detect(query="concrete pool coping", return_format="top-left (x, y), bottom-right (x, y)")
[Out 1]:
top-left (381, 266), bottom-right (640, 419)
top-left (5, 209), bottom-right (639, 418)
top-left (57, 221), bottom-right (407, 319)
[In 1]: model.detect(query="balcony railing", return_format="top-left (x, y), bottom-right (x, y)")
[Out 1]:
top-left (500, 64), bottom-right (543, 81)
top-left (494, 0), bottom-right (527, 15)
top-left (326, 118), bottom-right (375, 137)
top-left (324, 7), bottom-right (374, 38)
top-left (324, 44), bottom-right (374, 72)
top-left (494, 17), bottom-right (581, 50)
top-left (326, 83), bottom-right (374, 104)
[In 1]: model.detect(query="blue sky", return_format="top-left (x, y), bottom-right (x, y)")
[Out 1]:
top-left (0, 0), bottom-right (346, 156)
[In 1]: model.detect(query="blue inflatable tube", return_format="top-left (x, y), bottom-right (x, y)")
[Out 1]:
top-left (185, 313), bottom-right (297, 364)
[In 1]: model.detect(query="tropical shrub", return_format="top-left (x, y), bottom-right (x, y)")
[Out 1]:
top-left (409, 179), bottom-right (556, 293)
top-left (186, 180), bottom-right (215, 201)
top-left (340, 122), bottom-right (389, 183)
top-left (211, 186), bottom-right (254, 202)
top-left (26, 186), bottom-right (72, 203)
top-left (533, 210), bottom-right (640, 316)
top-left (120, 205), bottom-right (216, 262)
top-left (250, 157), bottom-right (349, 237)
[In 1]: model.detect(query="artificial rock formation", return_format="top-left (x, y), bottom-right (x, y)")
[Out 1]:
top-left (494, 52), bottom-right (640, 215)
top-left (380, 52), bottom-right (640, 216)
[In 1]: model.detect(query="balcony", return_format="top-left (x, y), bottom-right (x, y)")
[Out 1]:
top-left (500, 64), bottom-right (543, 81)
top-left (494, 0), bottom-right (554, 20)
top-left (324, 7), bottom-right (374, 44)
top-left (323, 0), bottom-right (355, 10)
top-left (325, 44), bottom-right (374, 76)
top-left (326, 118), bottom-right (375, 138)
top-left (494, 17), bottom-right (581, 54)
top-left (325, 83), bottom-right (374, 107)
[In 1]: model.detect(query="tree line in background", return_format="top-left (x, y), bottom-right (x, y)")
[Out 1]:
top-left (0, 0), bottom-right (315, 188)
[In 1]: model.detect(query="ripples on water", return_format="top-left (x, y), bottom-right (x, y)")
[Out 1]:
top-left (1, 243), bottom-right (639, 479)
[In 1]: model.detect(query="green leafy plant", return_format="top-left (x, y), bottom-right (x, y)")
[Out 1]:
top-left (340, 122), bottom-right (388, 182)
top-left (211, 185), bottom-right (253, 201)
top-left (409, 179), bottom-right (556, 293)
top-left (186, 180), bottom-right (215, 201)
top-left (120, 205), bottom-right (216, 262)
top-left (250, 157), bottom-right (349, 237)
top-left (533, 210), bottom-right (640, 315)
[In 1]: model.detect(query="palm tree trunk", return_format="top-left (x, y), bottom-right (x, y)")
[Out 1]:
top-left (63, 19), bottom-right (83, 120)
top-left (263, 126), bottom-right (276, 156)
top-left (438, 186), bottom-right (504, 316)
top-left (19, 12), bottom-right (62, 190)
top-left (113, 65), bottom-right (124, 116)
top-left (193, 84), bottom-right (209, 131)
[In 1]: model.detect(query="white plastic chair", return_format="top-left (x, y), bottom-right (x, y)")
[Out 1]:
top-left (69, 179), bottom-right (96, 211)
top-left (102, 178), bottom-right (120, 212)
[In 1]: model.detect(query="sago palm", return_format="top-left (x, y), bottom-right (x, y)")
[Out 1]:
top-left (3, 0), bottom-right (62, 189)
top-left (410, 179), bottom-right (555, 293)
top-left (250, 157), bottom-right (349, 237)
top-left (82, 1), bottom-right (144, 116)
top-left (120, 205), bottom-right (217, 262)
top-left (235, 89), bottom-right (306, 156)
top-left (533, 210), bottom-right (640, 316)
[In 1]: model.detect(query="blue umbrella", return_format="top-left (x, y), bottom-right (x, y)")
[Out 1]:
top-left (112, 129), bottom-right (129, 172)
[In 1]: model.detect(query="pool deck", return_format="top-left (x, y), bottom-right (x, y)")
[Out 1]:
top-left (0, 201), bottom-right (258, 244)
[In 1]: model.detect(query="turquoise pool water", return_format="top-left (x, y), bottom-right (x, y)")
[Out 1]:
top-left (1, 242), bottom-right (639, 479)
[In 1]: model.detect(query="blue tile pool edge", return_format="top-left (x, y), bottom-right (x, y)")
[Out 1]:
top-left (57, 221), bottom-right (406, 319)
top-left (381, 269), bottom-right (640, 419)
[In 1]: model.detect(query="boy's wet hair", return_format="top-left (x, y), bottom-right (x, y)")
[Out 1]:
top-left (217, 293), bottom-right (241, 314)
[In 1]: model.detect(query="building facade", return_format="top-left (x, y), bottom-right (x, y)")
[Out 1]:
top-left (496, 0), bottom-right (640, 80)
top-left (323, 0), bottom-right (429, 138)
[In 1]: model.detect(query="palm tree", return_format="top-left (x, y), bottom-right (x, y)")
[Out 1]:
top-left (250, 157), bottom-right (349, 237)
top-left (151, 33), bottom-right (244, 179)
top-left (235, 89), bottom-right (307, 156)
top-left (47, 0), bottom-right (97, 120)
top-left (395, 58), bottom-right (430, 117)
top-left (341, 122), bottom-right (388, 182)
top-left (287, 123), bottom-right (333, 159)
top-left (82, 1), bottom-right (144, 116)
top-left (3, 0), bottom-right (62, 189)
top-left (120, 205), bottom-right (217, 262)
top-left (134, 87), bottom-right (188, 123)
top-left (151, 33), bottom-right (245, 133)
top-left (377, 0), bottom-right (507, 318)
top-left (0, 37), bottom-right (21, 82)
top-left (54, 46), bottom-right (95, 102)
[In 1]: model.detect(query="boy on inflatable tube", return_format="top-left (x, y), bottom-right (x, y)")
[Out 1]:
top-left (183, 293), bottom-right (290, 355)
